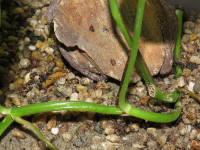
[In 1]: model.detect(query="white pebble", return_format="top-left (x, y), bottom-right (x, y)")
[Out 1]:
top-left (180, 127), bottom-right (187, 136)
top-left (24, 72), bottom-right (31, 84)
top-left (188, 82), bottom-right (195, 92)
top-left (29, 19), bottom-right (38, 28)
top-left (85, 98), bottom-right (93, 103)
top-left (45, 47), bottom-right (54, 55)
top-left (177, 76), bottom-right (186, 87)
top-left (28, 45), bottom-right (36, 51)
top-left (51, 127), bottom-right (59, 135)
top-left (19, 59), bottom-right (31, 68)
top-left (70, 92), bottom-right (79, 101)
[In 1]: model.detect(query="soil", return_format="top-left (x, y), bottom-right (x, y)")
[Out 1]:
top-left (0, 0), bottom-right (200, 150)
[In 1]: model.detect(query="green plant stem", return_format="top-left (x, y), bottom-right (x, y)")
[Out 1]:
top-left (109, 0), bottom-right (180, 103)
top-left (109, 0), bottom-right (181, 122)
top-left (109, 0), bottom-right (145, 110)
top-left (15, 117), bottom-right (58, 150)
top-left (0, 100), bottom-right (181, 124)
top-left (183, 89), bottom-right (200, 103)
top-left (148, 84), bottom-right (180, 103)
top-left (10, 101), bottom-right (122, 119)
top-left (0, 115), bottom-right (14, 136)
top-left (174, 10), bottom-right (183, 79)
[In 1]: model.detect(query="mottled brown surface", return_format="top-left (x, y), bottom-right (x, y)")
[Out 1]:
top-left (47, 0), bottom-right (178, 80)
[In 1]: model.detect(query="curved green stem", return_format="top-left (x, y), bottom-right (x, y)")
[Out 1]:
top-left (10, 101), bottom-right (122, 119)
top-left (148, 84), bottom-right (180, 103)
top-left (15, 117), bottom-right (58, 150)
top-left (174, 10), bottom-right (183, 79)
top-left (0, 115), bottom-right (14, 136)
top-left (0, 101), bottom-right (181, 123)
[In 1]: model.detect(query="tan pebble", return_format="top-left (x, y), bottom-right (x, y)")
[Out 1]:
top-left (19, 58), bottom-right (31, 68)
top-left (190, 129), bottom-right (198, 140)
top-left (69, 92), bottom-right (79, 101)
top-left (40, 41), bottom-right (49, 52)
top-left (8, 93), bottom-right (20, 106)
top-left (12, 7), bottom-right (24, 15)
top-left (12, 129), bottom-right (26, 139)
top-left (24, 72), bottom-right (31, 84)
top-left (76, 84), bottom-right (87, 92)
top-left (80, 77), bottom-right (91, 85)
top-left (13, 78), bottom-right (24, 89)
top-left (95, 89), bottom-right (103, 98)
top-left (78, 90), bottom-right (89, 101)
top-left (181, 34), bottom-right (190, 43)
top-left (147, 128), bottom-right (157, 138)
top-left (35, 40), bottom-right (43, 49)
top-left (130, 123), bottom-right (140, 132)
top-left (62, 133), bottom-right (72, 142)
top-left (186, 43), bottom-right (195, 54)
top-left (140, 96), bottom-right (150, 106)
top-left (189, 33), bottom-right (198, 41)
top-left (5, 98), bottom-right (12, 108)
top-left (190, 56), bottom-right (200, 64)
top-left (182, 68), bottom-right (191, 77)
top-left (31, 142), bottom-right (40, 150)
top-left (59, 123), bottom-right (69, 134)
top-left (157, 135), bottom-right (167, 146)
top-left (55, 59), bottom-right (64, 69)
top-left (47, 116), bottom-right (57, 130)
top-left (104, 125), bottom-right (115, 135)
top-left (106, 134), bottom-right (120, 143)
top-left (41, 13), bottom-right (47, 24)
top-left (31, 51), bottom-right (40, 60)
top-left (47, 55), bottom-right (54, 62)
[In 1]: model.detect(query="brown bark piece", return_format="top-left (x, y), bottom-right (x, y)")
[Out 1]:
top-left (47, 0), bottom-right (177, 81)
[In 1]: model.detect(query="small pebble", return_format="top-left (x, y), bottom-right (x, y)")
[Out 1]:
top-left (76, 84), bottom-right (87, 92)
top-left (177, 76), bottom-right (186, 87)
top-left (69, 92), bottom-right (79, 101)
top-left (189, 33), bottom-right (198, 41)
top-left (85, 98), bottom-right (93, 103)
top-left (57, 85), bottom-right (72, 98)
top-left (19, 58), bottom-right (31, 68)
top-left (28, 45), bottom-right (36, 51)
top-left (47, 116), bottom-right (57, 130)
top-left (104, 126), bottom-right (115, 135)
top-left (147, 128), bottom-right (157, 138)
top-left (188, 81), bottom-right (195, 92)
top-left (106, 134), bottom-right (120, 143)
top-left (12, 129), bottom-right (26, 139)
top-left (62, 133), bottom-right (72, 142)
top-left (190, 129), bottom-right (198, 140)
top-left (45, 47), bottom-right (54, 55)
top-left (190, 56), bottom-right (200, 64)
top-left (24, 37), bottom-right (31, 45)
top-left (80, 77), bottom-right (91, 85)
top-left (193, 79), bottom-right (200, 94)
top-left (51, 127), bottom-right (59, 135)
top-left (130, 123), bottom-right (140, 132)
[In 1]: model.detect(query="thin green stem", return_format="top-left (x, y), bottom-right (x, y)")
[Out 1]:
top-left (15, 117), bottom-right (58, 150)
top-left (0, 101), bottom-right (181, 123)
top-left (10, 101), bottom-right (122, 119)
top-left (0, 115), bottom-right (14, 136)
top-left (174, 10), bottom-right (183, 79)
top-left (148, 84), bottom-right (180, 103)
